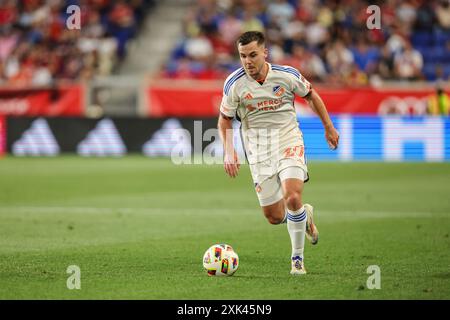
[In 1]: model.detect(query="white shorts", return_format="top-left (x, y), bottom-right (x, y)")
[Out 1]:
top-left (244, 126), bottom-right (308, 207)
top-left (250, 158), bottom-right (309, 207)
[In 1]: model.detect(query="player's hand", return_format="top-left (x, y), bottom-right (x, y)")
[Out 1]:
top-left (224, 150), bottom-right (240, 178)
top-left (325, 125), bottom-right (339, 150)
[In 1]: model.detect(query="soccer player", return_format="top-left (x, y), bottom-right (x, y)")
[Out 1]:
top-left (217, 31), bottom-right (339, 275)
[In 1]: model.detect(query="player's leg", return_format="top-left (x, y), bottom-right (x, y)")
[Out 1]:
top-left (256, 170), bottom-right (318, 274)
top-left (259, 185), bottom-right (318, 245)
top-left (280, 175), bottom-right (308, 275)
top-left (255, 174), bottom-right (286, 224)
top-left (278, 156), bottom-right (319, 244)
top-left (253, 168), bottom-right (307, 274)
top-left (250, 160), bottom-right (314, 274)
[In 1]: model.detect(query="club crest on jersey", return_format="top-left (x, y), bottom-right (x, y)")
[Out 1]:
top-left (273, 85), bottom-right (285, 97)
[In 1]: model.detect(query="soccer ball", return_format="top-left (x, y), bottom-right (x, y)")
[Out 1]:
top-left (203, 244), bottom-right (239, 276)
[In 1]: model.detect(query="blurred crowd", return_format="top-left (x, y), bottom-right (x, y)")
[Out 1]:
top-left (161, 0), bottom-right (450, 86)
top-left (0, 0), bottom-right (153, 86)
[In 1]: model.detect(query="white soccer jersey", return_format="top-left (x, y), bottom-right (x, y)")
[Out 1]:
top-left (220, 63), bottom-right (312, 165)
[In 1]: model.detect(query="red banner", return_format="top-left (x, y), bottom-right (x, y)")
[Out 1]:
top-left (147, 81), bottom-right (438, 116)
top-left (0, 116), bottom-right (5, 156)
top-left (309, 87), bottom-right (435, 115)
top-left (0, 85), bottom-right (84, 117)
top-left (148, 81), bottom-right (223, 117)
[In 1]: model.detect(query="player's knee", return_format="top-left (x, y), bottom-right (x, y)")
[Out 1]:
top-left (262, 204), bottom-right (285, 225)
top-left (266, 214), bottom-right (283, 225)
top-left (285, 191), bottom-right (302, 211)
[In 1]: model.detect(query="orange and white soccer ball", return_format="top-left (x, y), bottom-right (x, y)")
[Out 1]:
top-left (203, 244), bottom-right (239, 276)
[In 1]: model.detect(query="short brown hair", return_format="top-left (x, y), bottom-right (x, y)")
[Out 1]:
top-left (237, 31), bottom-right (265, 46)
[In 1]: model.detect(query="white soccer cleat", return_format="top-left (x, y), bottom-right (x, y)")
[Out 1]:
top-left (304, 204), bottom-right (319, 245)
top-left (290, 256), bottom-right (307, 275)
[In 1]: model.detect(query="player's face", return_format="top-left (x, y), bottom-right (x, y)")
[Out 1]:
top-left (238, 41), bottom-right (268, 79)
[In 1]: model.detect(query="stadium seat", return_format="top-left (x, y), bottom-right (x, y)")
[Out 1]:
top-left (444, 64), bottom-right (450, 79)
top-left (421, 47), bottom-right (448, 63)
top-left (433, 29), bottom-right (450, 46)
top-left (411, 31), bottom-right (433, 47)
top-left (423, 63), bottom-right (438, 81)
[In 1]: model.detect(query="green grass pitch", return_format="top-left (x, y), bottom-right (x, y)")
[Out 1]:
top-left (0, 156), bottom-right (449, 299)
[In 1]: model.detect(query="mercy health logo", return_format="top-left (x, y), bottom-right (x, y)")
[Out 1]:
top-left (77, 119), bottom-right (126, 157)
top-left (12, 118), bottom-right (60, 156)
top-left (257, 98), bottom-right (283, 111)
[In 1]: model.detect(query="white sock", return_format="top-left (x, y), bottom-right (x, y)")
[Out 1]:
top-left (287, 206), bottom-right (307, 259)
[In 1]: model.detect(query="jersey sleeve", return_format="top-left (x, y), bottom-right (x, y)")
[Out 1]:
top-left (219, 76), bottom-right (240, 118)
top-left (291, 69), bottom-right (312, 98)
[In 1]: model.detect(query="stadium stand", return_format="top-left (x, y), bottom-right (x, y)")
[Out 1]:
top-left (0, 0), bottom-right (155, 86)
top-left (160, 0), bottom-right (450, 84)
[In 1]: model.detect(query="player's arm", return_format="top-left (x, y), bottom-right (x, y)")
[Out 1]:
top-left (218, 113), bottom-right (240, 178)
top-left (291, 68), bottom-right (339, 150)
top-left (303, 89), bottom-right (339, 150)
top-left (218, 72), bottom-right (241, 177)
